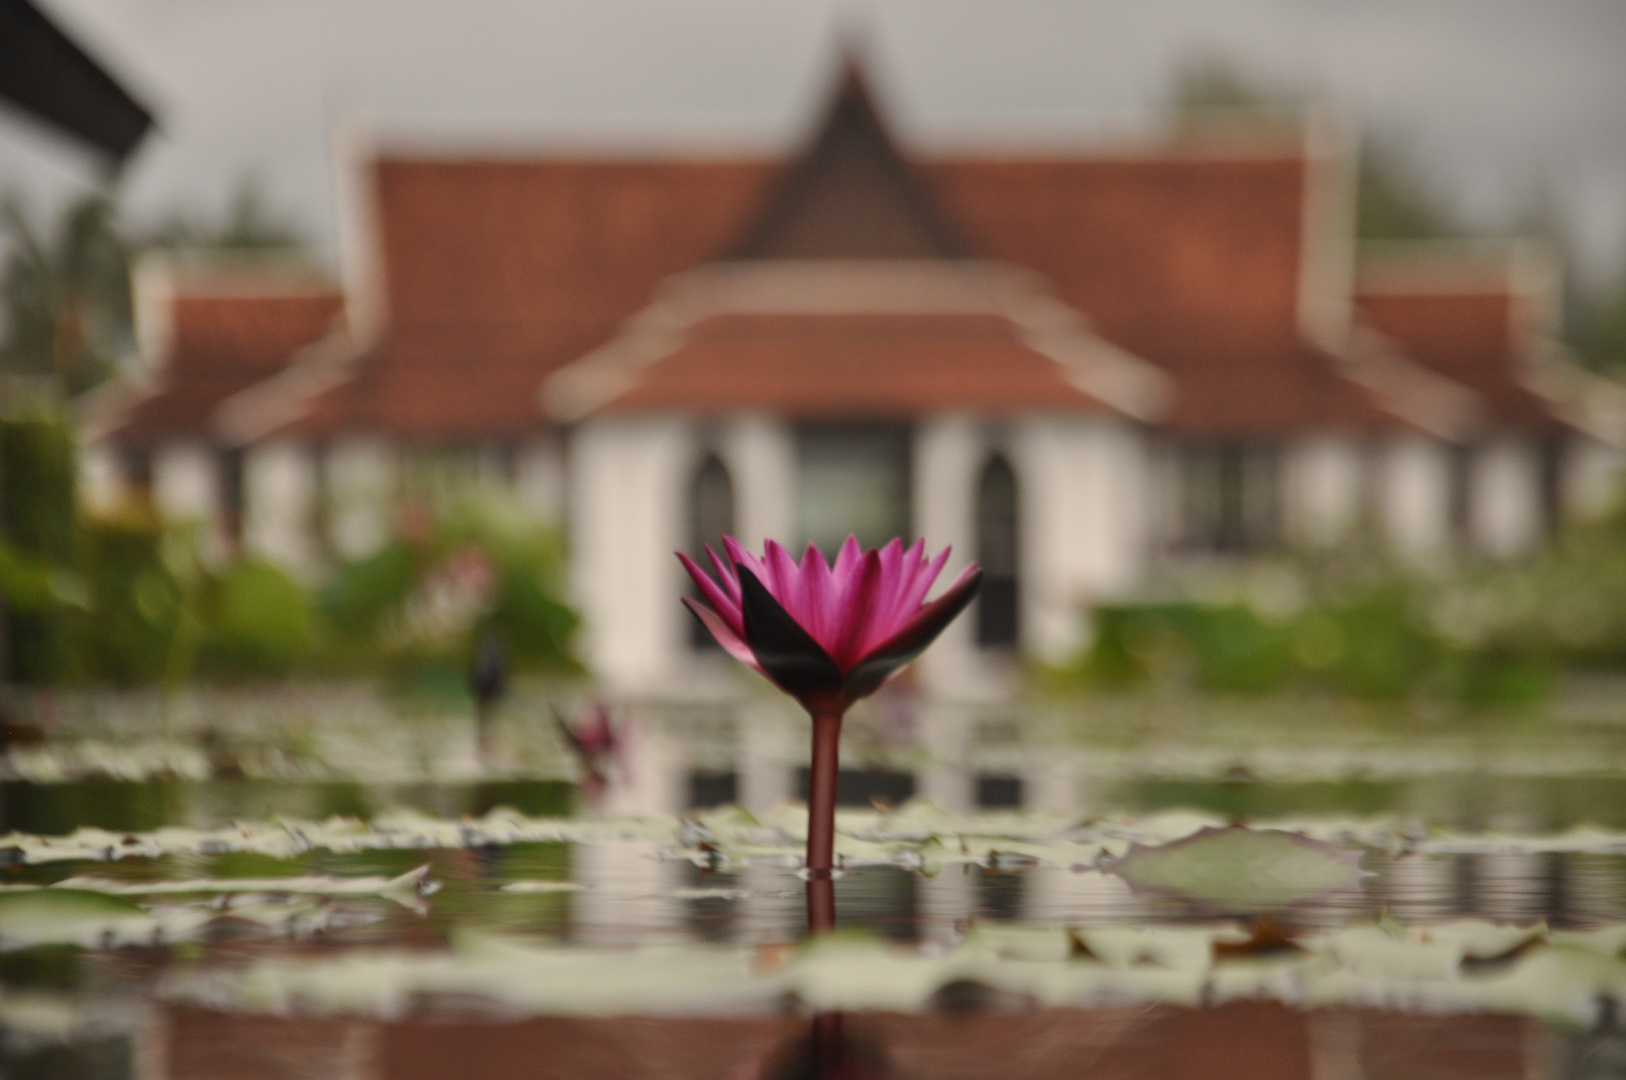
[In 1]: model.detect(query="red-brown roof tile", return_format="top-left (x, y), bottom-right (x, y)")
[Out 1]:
top-left (580, 312), bottom-right (1125, 420)
top-left (917, 152), bottom-right (1408, 437)
top-left (111, 289), bottom-right (343, 446)
top-left (288, 158), bottom-right (781, 440)
top-left (1355, 288), bottom-right (1560, 433)
top-left (919, 153), bottom-right (1308, 343)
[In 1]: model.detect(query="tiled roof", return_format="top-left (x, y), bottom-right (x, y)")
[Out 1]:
top-left (1110, 324), bottom-right (1401, 438)
top-left (919, 152), bottom-right (1308, 343)
top-left (110, 288), bottom-right (343, 446)
top-left (1355, 287), bottom-right (1561, 434)
top-left (282, 158), bottom-right (781, 440)
top-left (916, 152), bottom-right (1418, 437)
top-left (544, 262), bottom-right (1169, 423)
top-left (570, 312), bottom-right (1123, 420)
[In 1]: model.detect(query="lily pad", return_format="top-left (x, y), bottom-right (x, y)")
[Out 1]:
top-left (0, 889), bottom-right (156, 950)
top-left (1109, 826), bottom-right (1364, 911)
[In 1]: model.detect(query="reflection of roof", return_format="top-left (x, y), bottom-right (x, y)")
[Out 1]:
top-left (1355, 286), bottom-right (1560, 434)
top-left (544, 263), bottom-right (1169, 422)
top-left (110, 285), bottom-right (343, 446)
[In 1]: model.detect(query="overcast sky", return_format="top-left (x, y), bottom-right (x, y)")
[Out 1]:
top-left (4, 0), bottom-right (1625, 286)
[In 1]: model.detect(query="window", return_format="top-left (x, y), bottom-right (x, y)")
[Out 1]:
top-left (1178, 444), bottom-right (1280, 552)
top-left (688, 453), bottom-right (734, 648)
top-left (218, 448), bottom-right (245, 547)
top-left (1447, 443), bottom-right (1474, 545)
top-left (796, 423), bottom-right (911, 554)
top-left (975, 454), bottom-right (1020, 648)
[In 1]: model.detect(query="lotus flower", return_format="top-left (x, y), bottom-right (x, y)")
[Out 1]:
top-left (679, 536), bottom-right (980, 903)
top-left (679, 537), bottom-right (982, 718)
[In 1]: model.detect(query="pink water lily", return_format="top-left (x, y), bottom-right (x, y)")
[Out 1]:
top-left (679, 536), bottom-right (980, 911)
top-left (679, 536), bottom-right (981, 717)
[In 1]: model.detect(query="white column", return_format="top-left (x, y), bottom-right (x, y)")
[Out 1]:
top-left (917, 702), bottom-right (972, 813)
top-left (514, 434), bottom-right (565, 523)
top-left (1380, 435), bottom-right (1452, 561)
top-left (1563, 436), bottom-right (1625, 521)
top-left (326, 438), bottom-right (398, 559)
top-left (78, 441), bottom-right (126, 515)
top-left (1008, 419), bottom-right (1149, 663)
top-left (243, 440), bottom-right (318, 575)
top-left (913, 416), bottom-right (984, 693)
top-left (716, 416), bottom-right (794, 553)
top-left (152, 441), bottom-right (217, 525)
top-left (1471, 438), bottom-right (1543, 558)
top-left (1283, 436), bottom-right (1364, 548)
top-left (738, 702), bottom-right (796, 815)
top-left (568, 418), bottom-right (696, 693)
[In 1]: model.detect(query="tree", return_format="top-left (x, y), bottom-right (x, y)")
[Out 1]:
top-left (0, 193), bottom-right (132, 395)
top-left (147, 178), bottom-right (305, 254)
top-left (1166, 55), bottom-right (1463, 243)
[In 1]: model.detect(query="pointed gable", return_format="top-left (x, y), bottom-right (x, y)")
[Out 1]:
top-left (731, 64), bottom-right (962, 259)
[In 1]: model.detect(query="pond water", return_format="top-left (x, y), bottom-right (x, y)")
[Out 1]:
top-left (6, 760), bottom-right (1626, 1078)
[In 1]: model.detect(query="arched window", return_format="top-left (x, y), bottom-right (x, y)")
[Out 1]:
top-left (976, 454), bottom-right (1019, 648)
top-left (688, 453), bottom-right (735, 648)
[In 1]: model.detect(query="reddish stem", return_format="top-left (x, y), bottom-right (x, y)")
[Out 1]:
top-left (806, 711), bottom-right (844, 934)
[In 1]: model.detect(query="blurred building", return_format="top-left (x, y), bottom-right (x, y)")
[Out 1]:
top-left (85, 63), bottom-right (1626, 698)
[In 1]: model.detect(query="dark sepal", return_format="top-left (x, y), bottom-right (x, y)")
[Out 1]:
top-left (737, 565), bottom-right (847, 713)
top-left (843, 568), bottom-right (983, 701)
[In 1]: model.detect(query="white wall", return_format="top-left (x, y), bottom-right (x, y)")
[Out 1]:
top-left (1283, 436), bottom-right (1364, 548)
top-left (1380, 436), bottom-right (1452, 561)
top-left (1008, 420), bottom-right (1148, 663)
top-left (78, 442), bottom-right (126, 515)
top-left (1470, 438), bottom-right (1543, 558)
top-left (325, 437), bottom-right (398, 558)
top-left (513, 435), bottom-right (565, 523)
top-left (912, 416), bottom-right (984, 693)
top-left (1564, 435), bottom-right (1625, 521)
top-left (715, 416), bottom-right (794, 552)
top-left (243, 440), bottom-right (318, 575)
top-left (568, 418), bottom-right (696, 692)
top-left (152, 441), bottom-right (217, 527)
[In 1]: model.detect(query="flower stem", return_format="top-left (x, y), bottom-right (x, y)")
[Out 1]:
top-left (806, 710), bottom-right (843, 934)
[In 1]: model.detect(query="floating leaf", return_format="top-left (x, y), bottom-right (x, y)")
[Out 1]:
top-left (1110, 826), bottom-right (1364, 911)
top-left (0, 889), bottom-right (156, 950)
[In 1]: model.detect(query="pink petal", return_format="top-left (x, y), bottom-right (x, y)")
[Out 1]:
top-left (864, 538), bottom-right (923, 652)
top-left (889, 545), bottom-right (951, 640)
top-left (683, 597), bottom-right (765, 675)
top-left (723, 537), bottom-right (769, 596)
top-left (677, 552), bottom-right (743, 637)
top-left (765, 540), bottom-right (804, 623)
top-left (798, 541), bottom-right (839, 654)
top-left (830, 535), bottom-right (863, 592)
top-left (826, 548), bottom-right (881, 670)
top-left (870, 562), bottom-right (980, 656)
top-left (707, 545), bottom-right (741, 609)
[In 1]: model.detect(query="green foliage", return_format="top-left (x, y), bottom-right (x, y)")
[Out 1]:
top-left (317, 499), bottom-right (583, 687)
top-left (1050, 565), bottom-right (1558, 710)
top-left (198, 558), bottom-right (313, 678)
top-left (1, 410), bottom-right (82, 682)
top-left (147, 178), bottom-right (306, 254)
top-left (70, 511), bottom-right (181, 685)
top-left (0, 195), bottom-right (132, 395)
top-left (0, 413), bottom-right (75, 556)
